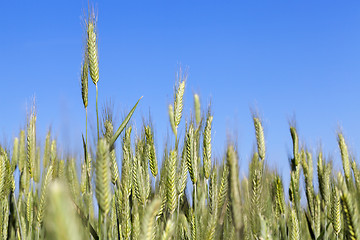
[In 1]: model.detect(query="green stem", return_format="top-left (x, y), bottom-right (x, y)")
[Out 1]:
top-left (13, 192), bottom-right (24, 240)
top-left (36, 224), bottom-right (40, 240)
top-left (102, 214), bottom-right (107, 240)
top-left (324, 206), bottom-right (327, 239)
top-left (86, 107), bottom-right (88, 147)
top-left (194, 183), bottom-right (197, 213)
top-left (177, 195), bottom-right (181, 222)
top-left (98, 210), bottom-right (102, 239)
top-left (96, 84), bottom-right (99, 141)
top-left (175, 133), bottom-right (178, 151)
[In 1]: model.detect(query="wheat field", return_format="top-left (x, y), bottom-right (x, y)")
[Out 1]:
top-left (1, 6), bottom-right (360, 240)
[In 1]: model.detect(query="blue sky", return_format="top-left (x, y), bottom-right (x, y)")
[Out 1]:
top-left (1, 1), bottom-right (360, 180)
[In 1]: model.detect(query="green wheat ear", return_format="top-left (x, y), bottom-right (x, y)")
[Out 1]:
top-left (341, 190), bottom-right (360, 239)
top-left (331, 185), bottom-right (341, 236)
top-left (290, 208), bottom-right (300, 240)
top-left (120, 185), bottom-right (131, 240)
top-left (194, 93), bottom-right (201, 126)
top-left (253, 116), bottom-right (265, 161)
top-left (27, 107), bottom-right (36, 179)
top-left (2, 150), bottom-right (12, 199)
top-left (338, 132), bottom-right (351, 185)
top-left (207, 167), bottom-right (218, 240)
top-left (104, 119), bottom-right (120, 186)
top-left (11, 137), bottom-right (19, 172)
top-left (226, 144), bottom-right (241, 231)
top-left (351, 160), bottom-right (360, 191)
top-left (203, 109), bottom-right (213, 179)
top-left (0, 152), bottom-right (6, 199)
top-left (166, 149), bottom-right (177, 215)
top-left (290, 126), bottom-right (299, 165)
top-left (218, 164), bottom-right (229, 215)
top-left (37, 166), bottom-right (53, 225)
top-left (174, 75), bottom-right (185, 127)
top-left (33, 146), bottom-right (41, 183)
top-left (45, 181), bottom-right (83, 240)
top-left (87, 14), bottom-right (99, 86)
top-left (177, 143), bottom-right (188, 199)
top-left (43, 130), bottom-right (51, 169)
top-left (141, 198), bottom-right (162, 240)
top-left (249, 151), bottom-right (262, 237)
top-left (18, 130), bottom-right (26, 173)
top-left (318, 153), bottom-right (331, 205)
top-left (168, 104), bottom-right (176, 137)
top-left (273, 175), bottom-right (285, 217)
top-left (121, 126), bottom-right (132, 193)
top-left (160, 219), bottom-right (175, 240)
top-left (95, 138), bottom-right (111, 216)
top-left (187, 124), bottom-right (198, 185)
top-left (132, 198), bottom-right (140, 240)
top-left (81, 49), bottom-right (89, 109)
top-left (145, 125), bottom-right (158, 178)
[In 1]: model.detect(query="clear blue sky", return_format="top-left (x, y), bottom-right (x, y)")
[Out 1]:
top-left (1, 1), bottom-right (360, 180)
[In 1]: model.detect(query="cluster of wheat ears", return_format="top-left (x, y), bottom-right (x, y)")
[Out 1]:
top-left (1, 7), bottom-right (360, 240)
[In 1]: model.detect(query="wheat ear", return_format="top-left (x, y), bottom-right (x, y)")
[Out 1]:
top-left (253, 117), bottom-right (265, 161)
top-left (87, 14), bottom-right (99, 86)
top-left (187, 124), bottom-right (197, 185)
top-left (95, 139), bottom-right (111, 216)
top-left (11, 137), bottom-right (19, 172)
top-left (27, 109), bottom-right (36, 179)
top-left (0, 153), bottom-right (6, 199)
top-left (160, 219), bottom-right (175, 240)
top-left (37, 166), bottom-right (53, 225)
top-left (174, 78), bottom-right (185, 128)
top-left (18, 130), bottom-right (26, 173)
top-left (168, 105), bottom-right (177, 138)
top-left (290, 126), bottom-right (299, 165)
top-left (43, 130), bottom-right (51, 169)
top-left (177, 144), bottom-right (188, 199)
top-left (290, 208), bottom-right (300, 240)
top-left (203, 110), bottom-right (213, 179)
top-left (274, 175), bottom-right (285, 217)
top-left (194, 93), bottom-right (201, 126)
top-left (167, 149), bottom-right (177, 215)
top-left (87, 13), bottom-right (100, 139)
top-left (141, 198), bottom-right (162, 240)
top-left (145, 125), bottom-right (158, 178)
top-left (331, 186), bottom-right (341, 237)
top-left (81, 50), bottom-right (89, 109)
top-left (45, 181), bottom-right (83, 240)
top-left (338, 132), bottom-right (351, 186)
top-left (341, 191), bottom-right (360, 239)
top-left (226, 144), bottom-right (241, 231)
